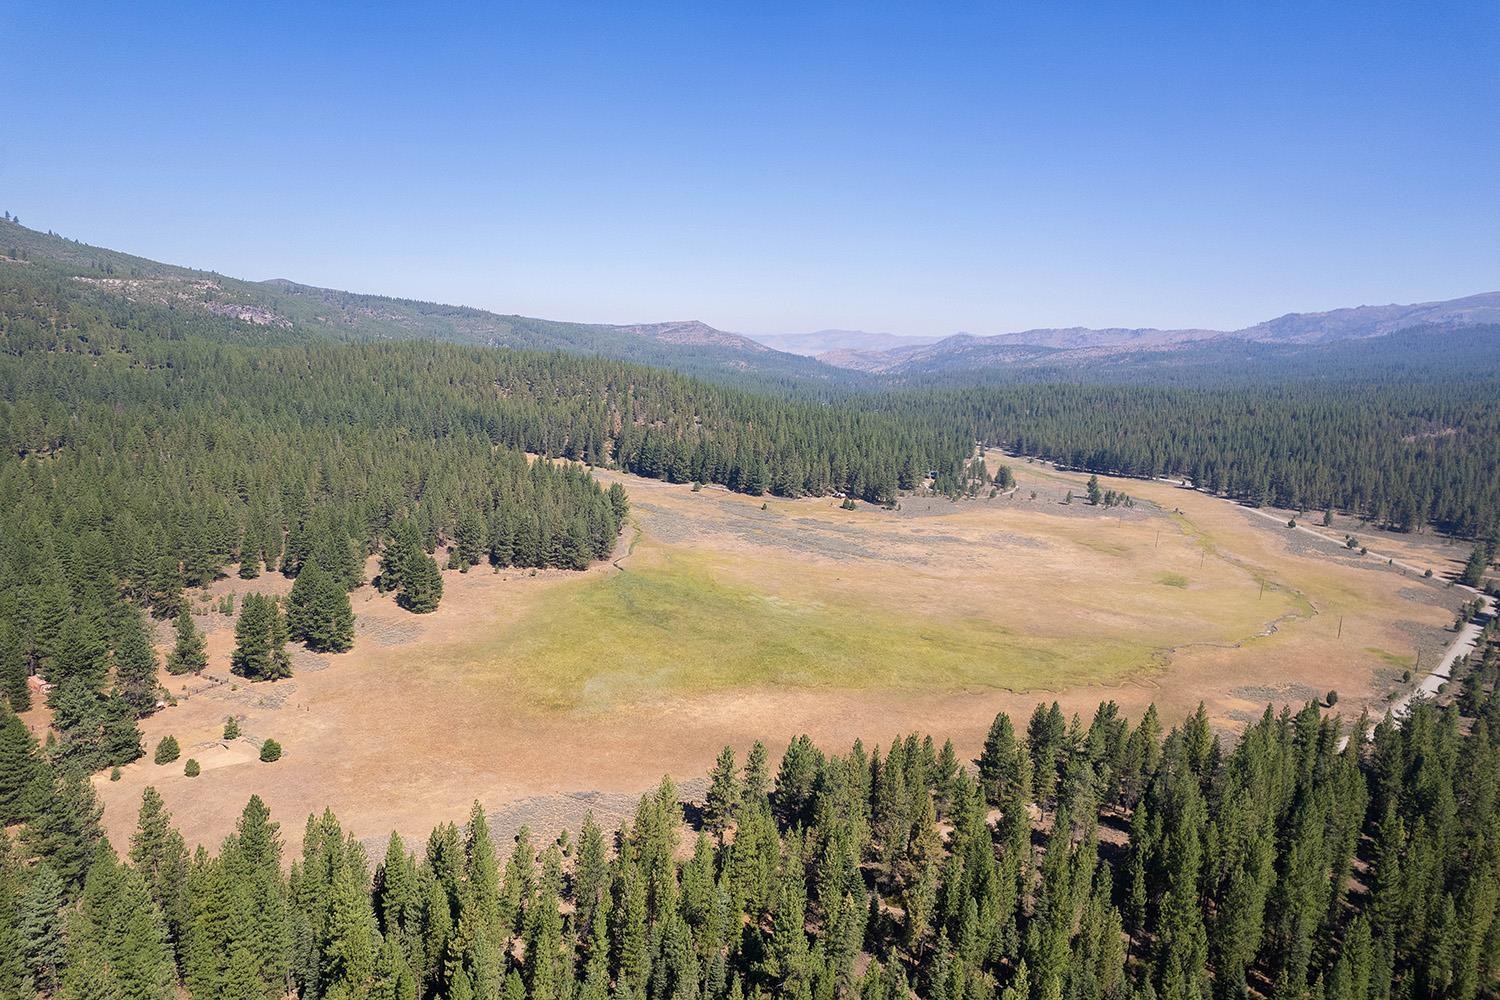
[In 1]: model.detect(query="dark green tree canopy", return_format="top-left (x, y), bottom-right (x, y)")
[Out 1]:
top-left (230, 594), bottom-right (292, 682)
top-left (287, 557), bottom-right (355, 653)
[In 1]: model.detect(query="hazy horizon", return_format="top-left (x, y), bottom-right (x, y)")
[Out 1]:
top-left (4, 3), bottom-right (1497, 337)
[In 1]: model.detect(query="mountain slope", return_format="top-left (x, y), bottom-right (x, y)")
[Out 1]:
top-left (6, 216), bottom-right (1496, 387)
top-left (0, 218), bottom-right (848, 387)
top-left (1237, 291), bottom-right (1500, 342)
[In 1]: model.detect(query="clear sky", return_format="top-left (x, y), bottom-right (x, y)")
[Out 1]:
top-left (3, 2), bottom-right (1497, 336)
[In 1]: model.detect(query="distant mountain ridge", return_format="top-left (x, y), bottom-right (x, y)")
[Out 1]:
top-left (747, 329), bottom-right (942, 355)
top-left (608, 320), bottom-right (773, 353)
top-left (3, 216), bottom-right (1497, 385)
top-left (817, 292), bottom-right (1500, 374)
top-left (1236, 292), bottom-right (1500, 342)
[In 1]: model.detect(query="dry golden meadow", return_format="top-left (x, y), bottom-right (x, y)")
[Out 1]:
top-left (79, 461), bottom-right (1462, 853)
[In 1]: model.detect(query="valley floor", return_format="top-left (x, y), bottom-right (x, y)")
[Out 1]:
top-left (67, 461), bottom-right (1462, 855)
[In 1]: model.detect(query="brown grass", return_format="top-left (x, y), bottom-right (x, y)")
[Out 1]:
top-left (84, 462), bottom-right (1455, 855)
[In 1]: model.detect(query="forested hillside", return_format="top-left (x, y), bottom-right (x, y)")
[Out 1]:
top-left (882, 381), bottom-right (1500, 538)
top-left (2, 647), bottom-right (1498, 1000)
top-left (0, 251), bottom-right (968, 776)
top-left (7, 214), bottom-right (1499, 541)
top-left (0, 218), bottom-right (844, 387)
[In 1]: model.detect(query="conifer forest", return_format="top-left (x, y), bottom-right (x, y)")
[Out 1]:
top-left (3, 179), bottom-right (1500, 999)
top-left (4, 685), bottom-right (1500, 1000)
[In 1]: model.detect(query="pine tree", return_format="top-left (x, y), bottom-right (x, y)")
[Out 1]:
top-left (371, 933), bottom-right (417, 1000)
top-left (154, 735), bottom-right (180, 764)
top-left (452, 511), bottom-right (486, 571)
top-left (147, 555), bottom-right (184, 619)
top-left (322, 861), bottom-right (377, 999)
top-left (288, 557), bottom-right (355, 653)
top-left (0, 707), bottom-right (43, 824)
top-left (1460, 542), bottom-right (1491, 588)
top-left (1150, 756), bottom-right (1210, 1000)
top-left (1086, 475), bottom-right (1103, 505)
top-left (523, 847), bottom-right (565, 1000)
top-left (1026, 702), bottom-right (1067, 807)
top-left (115, 607), bottom-right (160, 718)
top-left (578, 905), bottom-right (610, 1000)
top-left (573, 812), bottom-right (610, 938)
top-left (53, 613), bottom-right (109, 689)
top-left (165, 607), bottom-right (206, 675)
top-left (610, 861), bottom-right (650, 997)
top-left (977, 711), bottom-right (1031, 807)
top-left (772, 735), bottom-right (821, 827)
top-left (0, 619), bottom-right (29, 711)
top-left (0, 835), bottom-right (24, 999)
top-left (62, 900), bottom-right (125, 1000)
top-left (463, 802), bottom-right (503, 950)
top-left (373, 831), bottom-right (418, 946)
top-left (744, 740), bottom-right (771, 806)
top-left (47, 675), bottom-right (144, 772)
top-left (231, 594), bottom-right (292, 681)
top-left (379, 520), bottom-right (421, 595)
top-left (398, 549), bottom-right (443, 615)
top-left (129, 787), bottom-right (190, 963)
top-left (75, 851), bottom-right (175, 1000)
top-left (705, 745), bottom-right (739, 840)
top-left (18, 860), bottom-right (65, 995)
top-left (314, 522), bottom-right (364, 591)
top-left (23, 767), bottom-right (105, 889)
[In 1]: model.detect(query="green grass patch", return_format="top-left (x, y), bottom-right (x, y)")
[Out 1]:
top-left (1365, 647), bottom-right (1414, 670)
top-left (1157, 572), bottom-right (1189, 589)
top-left (458, 553), bottom-right (1161, 711)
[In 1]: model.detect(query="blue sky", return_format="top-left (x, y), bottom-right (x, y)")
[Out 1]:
top-left (3, 2), bottom-right (1497, 336)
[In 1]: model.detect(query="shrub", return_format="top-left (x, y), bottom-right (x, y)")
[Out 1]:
top-left (1424, 568), bottom-right (1434, 578)
top-left (1287, 519), bottom-right (1297, 529)
top-left (109, 766), bottom-right (121, 782)
top-left (1402, 669), bottom-right (1413, 683)
top-left (1326, 690), bottom-right (1339, 707)
top-left (223, 717), bottom-right (240, 740)
top-left (154, 735), bottom-right (181, 765)
top-left (260, 738), bottom-right (283, 763)
top-left (184, 759), bottom-right (200, 777)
